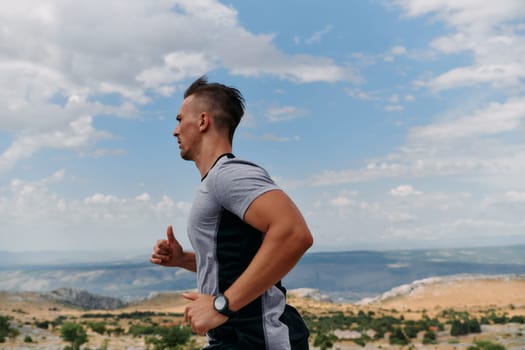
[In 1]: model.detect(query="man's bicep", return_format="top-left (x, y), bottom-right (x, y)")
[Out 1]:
top-left (243, 189), bottom-right (304, 234)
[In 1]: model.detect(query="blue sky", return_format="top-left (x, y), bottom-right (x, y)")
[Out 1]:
top-left (1, 0), bottom-right (525, 254)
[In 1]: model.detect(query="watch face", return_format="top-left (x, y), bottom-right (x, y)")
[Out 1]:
top-left (214, 296), bottom-right (227, 310)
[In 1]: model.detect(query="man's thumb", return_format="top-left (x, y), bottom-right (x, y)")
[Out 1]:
top-left (182, 292), bottom-right (199, 301)
top-left (166, 225), bottom-right (175, 244)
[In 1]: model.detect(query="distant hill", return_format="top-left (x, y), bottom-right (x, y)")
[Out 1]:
top-left (284, 245), bottom-right (525, 300)
top-left (2, 276), bottom-right (524, 350)
top-left (46, 287), bottom-right (127, 310)
top-left (1, 245), bottom-right (524, 301)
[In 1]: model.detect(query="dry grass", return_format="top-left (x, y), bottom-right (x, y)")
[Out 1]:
top-left (1, 277), bottom-right (524, 349)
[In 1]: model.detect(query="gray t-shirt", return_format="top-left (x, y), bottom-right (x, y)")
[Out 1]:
top-left (187, 155), bottom-right (308, 349)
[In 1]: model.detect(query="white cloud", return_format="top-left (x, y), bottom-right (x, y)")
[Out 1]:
top-left (289, 95), bottom-right (525, 190)
top-left (384, 104), bottom-right (404, 112)
top-left (390, 185), bottom-right (422, 197)
top-left (266, 106), bottom-right (304, 122)
top-left (390, 46), bottom-right (407, 56)
top-left (305, 25), bottom-right (334, 45)
top-left (423, 64), bottom-right (525, 91)
top-left (410, 97), bottom-right (525, 141)
top-left (386, 212), bottom-right (416, 223)
top-left (346, 88), bottom-right (379, 101)
top-left (84, 193), bottom-right (121, 205)
top-left (136, 51), bottom-right (217, 90)
top-left (0, 116), bottom-right (112, 172)
top-left (0, 0), bottom-right (354, 173)
top-left (329, 196), bottom-right (355, 207)
top-left (481, 191), bottom-right (525, 209)
top-left (505, 191), bottom-right (525, 202)
top-left (135, 193), bottom-right (151, 202)
top-left (300, 184), bottom-right (512, 249)
top-left (230, 54), bottom-right (352, 83)
top-left (0, 172), bottom-right (193, 251)
top-left (384, 45), bottom-right (408, 61)
top-left (382, 227), bottom-right (436, 241)
top-left (395, 1), bottom-right (525, 28)
top-left (389, 95), bottom-right (400, 103)
top-left (396, 0), bottom-right (525, 91)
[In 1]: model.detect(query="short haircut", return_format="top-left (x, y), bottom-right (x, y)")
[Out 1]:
top-left (184, 76), bottom-right (245, 142)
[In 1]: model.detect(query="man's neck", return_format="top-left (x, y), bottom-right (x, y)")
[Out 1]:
top-left (194, 142), bottom-right (232, 179)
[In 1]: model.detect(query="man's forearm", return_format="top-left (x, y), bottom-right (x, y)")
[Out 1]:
top-left (179, 251), bottom-right (197, 272)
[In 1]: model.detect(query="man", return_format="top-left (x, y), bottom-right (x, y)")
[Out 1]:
top-left (150, 76), bottom-right (313, 349)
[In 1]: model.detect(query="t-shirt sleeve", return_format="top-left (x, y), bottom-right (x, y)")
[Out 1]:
top-left (210, 159), bottom-right (280, 220)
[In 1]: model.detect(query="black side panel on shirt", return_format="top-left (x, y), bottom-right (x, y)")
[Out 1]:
top-left (211, 209), bottom-right (310, 349)
top-left (210, 209), bottom-right (266, 348)
top-left (216, 209), bottom-right (264, 317)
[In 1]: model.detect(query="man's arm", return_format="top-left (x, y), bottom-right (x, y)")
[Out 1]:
top-left (183, 190), bottom-right (313, 334)
top-left (150, 225), bottom-right (197, 273)
top-left (224, 189), bottom-right (313, 311)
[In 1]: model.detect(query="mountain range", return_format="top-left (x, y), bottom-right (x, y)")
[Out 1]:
top-left (1, 245), bottom-right (524, 302)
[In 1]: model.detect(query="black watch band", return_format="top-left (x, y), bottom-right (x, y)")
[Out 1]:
top-left (213, 294), bottom-right (236, 318)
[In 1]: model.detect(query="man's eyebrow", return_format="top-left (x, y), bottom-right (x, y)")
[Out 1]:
top-left (176, 114), bottom-right (181, 120)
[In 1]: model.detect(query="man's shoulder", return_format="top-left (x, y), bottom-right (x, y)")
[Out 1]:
top-left (216, 157), bottom-right (266, 174)
top-left (223, 157), bottom-right (259, 167)
top-left (211, 157), bottom-right (276, 186)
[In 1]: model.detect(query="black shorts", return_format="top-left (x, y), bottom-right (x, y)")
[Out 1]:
top-left (204, 305), bottom-right (310, 350)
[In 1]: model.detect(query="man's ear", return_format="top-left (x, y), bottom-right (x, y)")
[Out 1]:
top-left (198, 112), bottom-right (209, 131)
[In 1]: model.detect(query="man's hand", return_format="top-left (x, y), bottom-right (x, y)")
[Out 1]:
top-left (150, 226), bottom-right (186, 267)
top-left (182, 292), bottom-right (228, 335)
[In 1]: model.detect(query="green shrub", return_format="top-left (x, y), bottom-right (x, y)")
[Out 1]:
top-left (467, 318), bottom-right (481, 333)
top-left (35, 320), bottom-right (51, 329)
top-left (158, 326), bottom-right (192, 349)
top-left (88, 321), bottom-right (107, 335)
top-left (60, 322), bottom-right (88, 350)
top-left (369, 315), bottom-right (398, 336)
top-left (313, 332), bottom-right (337, 350)
top-left (0, 315), bottom-right (19, 342)
top-left (143, 325), bottom-right (194, 350)
top-left (510, 315), bottom-right (525, 324)
top-left (422, 330), bottom-right (437, 344)
top-left (128, 324), bottom-right (159, 337)
top-left (354, 337), bottom-right (367, 347)
top-left (353, 334), bottom-right (370, 347)
top-left (450, 317), bottom-right (482, 336)
top-left (53, 315), bottom-right (67, 327)
top-left (389, 328), bottom-right (409, 345)
top-left (403, 321), bottom-right (420, 338)
top-left (489, 313), bottom-right (509, 324)
top-left (467, 340), bottom-right (506, 350)
top-left (109, 326), bottom-right (124, 336)
top-left (450, 319), bottom-right (469, 336)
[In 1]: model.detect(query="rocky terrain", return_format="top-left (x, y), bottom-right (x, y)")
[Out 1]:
top-left (0, 275), bottom-right (524, 349)
top-left (46, 288), bottom-right (127, 310)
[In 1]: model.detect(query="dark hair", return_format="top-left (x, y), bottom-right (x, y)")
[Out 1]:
top-left (184, 75), bottom-right (245, 142)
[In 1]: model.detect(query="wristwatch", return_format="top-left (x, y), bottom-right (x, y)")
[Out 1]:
top-left (213, 294), bottom-right (236, 318)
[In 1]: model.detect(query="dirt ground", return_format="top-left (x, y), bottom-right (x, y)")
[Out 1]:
top-left (1, 277), bottom-right (524, 349)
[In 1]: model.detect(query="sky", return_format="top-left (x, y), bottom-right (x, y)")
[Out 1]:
top-left (1, 0), bottom-right (525, 255)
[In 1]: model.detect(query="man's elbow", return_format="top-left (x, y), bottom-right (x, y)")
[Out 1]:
top-left (297, 228), bottom-right (314, 253)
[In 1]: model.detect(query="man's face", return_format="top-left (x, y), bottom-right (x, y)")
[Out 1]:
top-left (173, 96), bottom-right (201, 160)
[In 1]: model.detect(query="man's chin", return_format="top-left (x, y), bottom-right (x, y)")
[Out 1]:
top-left (180, 151), bottom-right (192, 161)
